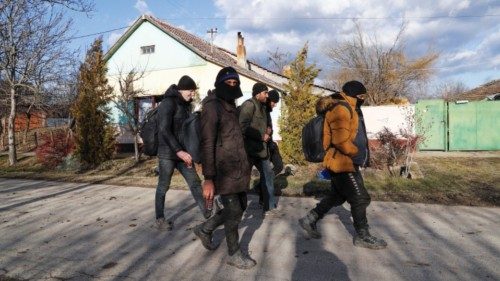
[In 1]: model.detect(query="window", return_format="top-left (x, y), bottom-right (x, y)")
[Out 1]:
top-left (141, 45), bottom-right (155, 54)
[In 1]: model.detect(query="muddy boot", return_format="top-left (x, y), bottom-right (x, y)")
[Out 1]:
top-left (193, 224), bottom-right (217, 251)
top-left (353, 229), bottom-right (387, 250)
top-left (227, 250), bottom-right (256, 269)
top-left (298, 210), bottom-right (321, 239)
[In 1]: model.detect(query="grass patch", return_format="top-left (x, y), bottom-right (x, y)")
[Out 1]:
top-left (1, 153), bottom-right (499, 207)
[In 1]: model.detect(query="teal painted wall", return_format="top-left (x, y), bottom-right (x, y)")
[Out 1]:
top-left (106, 21), bottom-right (206, 75)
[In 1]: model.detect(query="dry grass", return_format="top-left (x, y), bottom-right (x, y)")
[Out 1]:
top-left (1, 152), bottom-right (499, 207)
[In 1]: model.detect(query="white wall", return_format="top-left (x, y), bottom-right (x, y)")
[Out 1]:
top-left (361, 104), bottom-right (415, 139)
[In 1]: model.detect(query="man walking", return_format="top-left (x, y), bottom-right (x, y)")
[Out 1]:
top-left (193, 67), bottom-right (256, 269)
top-left (154, 75), bottom-right (209, 230)
top-left (254, 89), bottom-right (283, 205)
top-left (299, 81), bottom-right (387, 249)
top-left (239, 82), bottom-right (277, 217)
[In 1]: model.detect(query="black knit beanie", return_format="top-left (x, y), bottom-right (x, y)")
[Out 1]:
top-left (214, 66), bottom-right (240, 86)
top-left (268, 90), bottom-right (280, 103)
top-left (177, 75), bottom-right (197, 90)
top-left (252, 82), bottom-right (268, 96)
top-left (342, 80), bottom-right (366, 97)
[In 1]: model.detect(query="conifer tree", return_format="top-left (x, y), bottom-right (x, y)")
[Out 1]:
top-left (71, 38), bottom-right (115, 168)
top-left (279, 43), bottom-right (320, 165)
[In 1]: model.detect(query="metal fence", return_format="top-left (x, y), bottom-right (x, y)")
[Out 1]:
top-left (416, 99), bottom-right (500, 151)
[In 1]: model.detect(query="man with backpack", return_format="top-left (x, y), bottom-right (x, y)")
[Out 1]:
top-left (239, 82), bottom-right (278, 217)
top-left (154, 75), bottom-right (209, 230)
top-left (299, 80), bottom-right (387, 250)
top-left (193, 66), bottom-right (256, 269)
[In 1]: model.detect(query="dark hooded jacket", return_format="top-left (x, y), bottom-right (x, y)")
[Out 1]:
top-left (200, 90), bottom-right (251, 195)
top-left (157, 84), bottom-right (192, 160)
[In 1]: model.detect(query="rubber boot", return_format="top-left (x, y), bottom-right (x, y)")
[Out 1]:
top-left (353, 228), bottom-right (387, 250)
top-left (193, 224), bottom-right (217, 250)
top-left (298, 210), bottom-right (321, 239)
top-left (227, 250), bottom-right (256, 269)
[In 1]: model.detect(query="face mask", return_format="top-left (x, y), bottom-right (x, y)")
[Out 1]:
top-left (215, 82), bottom-right (243, 101)
top-left (356, 98), bottom-right (365, 107)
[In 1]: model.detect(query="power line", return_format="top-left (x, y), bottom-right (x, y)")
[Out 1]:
top-left (160, 14), bottom-right (500, 20)
top-left (69, 25), bottom-right (129, 40)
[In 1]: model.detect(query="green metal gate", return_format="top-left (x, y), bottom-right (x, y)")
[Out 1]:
top-left (417, 100), bottom-right (500, 151)
top-left (415, 100), bottom-right (447, 150)
top-left (449, 101), bottom-right (500, 150)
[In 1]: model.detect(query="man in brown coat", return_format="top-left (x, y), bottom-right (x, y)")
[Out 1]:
top-left (299, 81), bottom-right (387, 250)
top-left (193, 66), bottom-right (256, 269)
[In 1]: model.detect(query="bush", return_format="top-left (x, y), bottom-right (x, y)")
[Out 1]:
top-left (35, 129), bottom-right (75, 168)
top-left (371, 127), bottom-right (423, 177)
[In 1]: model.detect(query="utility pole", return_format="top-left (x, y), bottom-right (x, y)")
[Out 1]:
top-left (207, 27), bottom-right (218, 53)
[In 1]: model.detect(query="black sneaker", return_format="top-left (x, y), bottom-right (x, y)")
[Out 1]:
top-left (354, 229), bottom-right (387, 250)
top-left (193, 224), bottom-right (217, 250)
top-left (227, 250), bottom-right (256, 269)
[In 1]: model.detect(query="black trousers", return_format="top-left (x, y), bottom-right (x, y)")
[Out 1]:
top-left (312, 167), bottom-right (371, 233)
top-left (201, 192), bottom-right (247, 255)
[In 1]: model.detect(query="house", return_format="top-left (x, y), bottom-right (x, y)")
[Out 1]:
top-left (453, 79), bottom-right (500, 101)
top-left (104, 14), bottom-right (335, 146)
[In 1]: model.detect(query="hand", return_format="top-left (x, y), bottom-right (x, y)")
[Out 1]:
top-left (176, 150), bottom-right (193, 168)
top-left (202, 180), bottom-right (215, 202)
top-left (263, 133), bottom-right (271, 142)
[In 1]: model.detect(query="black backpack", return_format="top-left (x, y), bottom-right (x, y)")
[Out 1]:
top-left (139, 107), bottom-right (159, 156)
top-left (181, 111), bottom-right (202, 163)
top-left (302, 101), bottom-right (352, 163)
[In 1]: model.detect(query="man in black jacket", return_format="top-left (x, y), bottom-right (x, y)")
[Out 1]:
top-left (154, 75), bottom-right (208, 230)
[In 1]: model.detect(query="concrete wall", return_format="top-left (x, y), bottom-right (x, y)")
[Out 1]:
top-left (361, 104), bottom-right (415, 139)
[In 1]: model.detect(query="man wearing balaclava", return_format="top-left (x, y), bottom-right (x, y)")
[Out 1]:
top-left (193, 66), bottom-right (256, 269)
top-left (299, 81), bottom-right (387, 250)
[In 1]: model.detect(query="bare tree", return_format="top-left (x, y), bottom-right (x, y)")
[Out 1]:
top-left (113, 70), bottom-right (145, 162)
top-left (267, 47), bottom-right (292, 74)
top-left (325, 22), bottom-right (439, 105)
top-left (434, 80), bottom-right (469, 101)
top-left (0, 0), bottom-right (83, 165)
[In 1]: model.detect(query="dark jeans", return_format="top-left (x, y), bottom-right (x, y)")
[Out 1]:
top-left (251, 158), bottom-right (276, 211)
top-left (312, 167), bottom-right (371, 233)
top-left (201, 192), bottom-right (247, 255)
top-left (155, 158), bottom-right (204, 219)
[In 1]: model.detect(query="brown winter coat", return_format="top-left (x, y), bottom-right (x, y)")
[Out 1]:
top-left (200, 91), bottom-right (251, 195)
top-left (319, 92), bottom-right (359, 173)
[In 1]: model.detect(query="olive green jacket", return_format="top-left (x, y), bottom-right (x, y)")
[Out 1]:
top-left (239, 97), bottom-right (269, 159)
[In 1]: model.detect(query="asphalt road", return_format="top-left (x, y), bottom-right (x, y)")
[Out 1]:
top-left (0, 178), bottom-right (498, 281)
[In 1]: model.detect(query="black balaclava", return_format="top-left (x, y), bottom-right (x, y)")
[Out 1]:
top-left (342, 80), bottom-right (366, 107)
top-left (214, 66), bottom-right (242, 102)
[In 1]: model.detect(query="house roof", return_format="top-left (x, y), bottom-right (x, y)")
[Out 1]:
top-left (454, 79), bottom-right (500, 101)
top-left (104, 15), bottom-right (336, 94)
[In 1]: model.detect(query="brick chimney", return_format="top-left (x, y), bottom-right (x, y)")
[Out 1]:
top-left (236, 32), bottom-right (249, 69)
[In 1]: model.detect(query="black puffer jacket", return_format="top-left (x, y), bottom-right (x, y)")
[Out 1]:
top-left (157, 84), bottom-right (192, 160)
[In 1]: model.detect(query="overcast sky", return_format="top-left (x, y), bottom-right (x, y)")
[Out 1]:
top-left (70, 0), bottom-right (500, 91)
